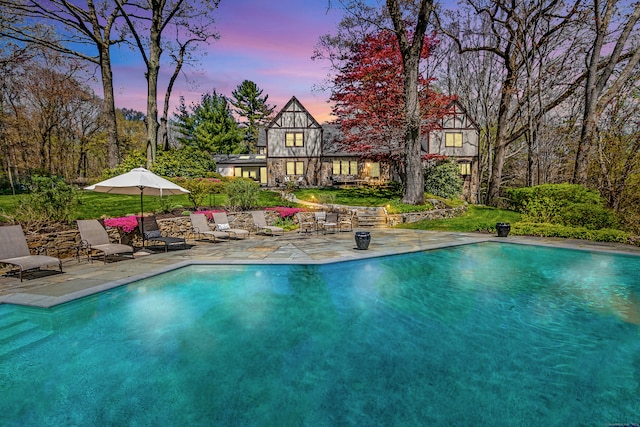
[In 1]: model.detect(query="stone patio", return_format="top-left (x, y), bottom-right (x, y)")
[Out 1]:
top-left (2, 228), bottom-right (640, 308)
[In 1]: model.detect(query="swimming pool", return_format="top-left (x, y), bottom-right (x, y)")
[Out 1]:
top-left (1, 242), bottom-right (639, 425)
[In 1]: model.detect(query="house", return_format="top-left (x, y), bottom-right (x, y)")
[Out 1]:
top-left (215, 96), bottom-right (480, 202)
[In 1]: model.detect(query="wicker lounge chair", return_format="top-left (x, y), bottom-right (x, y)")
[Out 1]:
top-left (77, 219), bottom-right (134, 264)
top-left (138, 215), bottom-right (186, 252)
top-left (0, 225), bottom-right (63, 281)
top-left (212, 212), bottom-right (250, 239)
top-left (251, 211), bottom-right (284, 236)
top-left (189, 213), bottom-right (229, 243)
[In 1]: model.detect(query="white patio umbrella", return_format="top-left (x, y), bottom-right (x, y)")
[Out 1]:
top-left (84, 167), bottom-right (190, 235)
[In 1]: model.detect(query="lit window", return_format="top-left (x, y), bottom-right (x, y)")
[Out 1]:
top-left (286, 161), bottom-right (304, 175)
top-left (369, 162), bottom-right (380, 178)
top-left (332, 160), bottom-right (340, 175)
top-left (332, 160), bottom-right (358, 175)
top-left (285, 133), bottom-right (304, 147)
top-left (349, 161), bottom-right (358, 175)
top-left (458, 162), bottom-right (471, 176)
top-left (445, 132), bottom-right (463, 147)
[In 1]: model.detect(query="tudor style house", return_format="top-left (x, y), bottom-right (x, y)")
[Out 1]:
top-left (215, 96), bottom-right (480, 202)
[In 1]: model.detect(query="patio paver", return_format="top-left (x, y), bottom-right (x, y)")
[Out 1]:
top-left (2, 228), bottom-right (639, 308)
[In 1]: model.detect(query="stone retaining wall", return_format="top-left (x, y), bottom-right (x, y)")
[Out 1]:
top-left (387, 205), bottom-right (468, 226)
top-left (10, 207), bottom-right (465, 265)
top-left (17, 211), bottom-right (283, 261)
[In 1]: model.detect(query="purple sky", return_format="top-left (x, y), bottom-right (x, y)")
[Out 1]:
top-left (110, 0), bottom-right (342, 123)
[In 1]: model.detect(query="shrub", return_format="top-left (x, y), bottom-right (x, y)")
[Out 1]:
top-left (506, 184), bottom-right (617, 230)
top-left (174, 177), bottom-right (223, 209)
top-left (17, 176), bottom-right (80, 224)
top-left (225, 178), bottom-right (260, 210)
top-left (266, 206), bottom-right (304, 218)
top-left (423, 159), bottom-right (463, 199)
top-left (512, 222), bottom-right (630, 243)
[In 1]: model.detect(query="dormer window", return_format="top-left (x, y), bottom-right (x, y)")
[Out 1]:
top-left (285, 132), bottom-right (304, 147)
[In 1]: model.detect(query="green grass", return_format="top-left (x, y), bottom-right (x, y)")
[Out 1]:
top-left (0, 189), bottom-right (291, 221)
top-left (397, 205), bottom-right (522, 232)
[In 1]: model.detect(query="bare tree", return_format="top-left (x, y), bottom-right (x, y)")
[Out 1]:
top-left (0, 0), bottom-right (126, 169)
top-left (573, 0), bottom-right (640, 184)
top-left (437, 0), bottom-right (583, 206)
top-left (115, 0), bottom-right (220, 167)
top-left (159, 28), bottom-right (217, 151)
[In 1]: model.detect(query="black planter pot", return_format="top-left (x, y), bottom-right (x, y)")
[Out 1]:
top-left (354, 231), bottom-right (371, 250)
top-left (496, 222), bottom-right (511, 237)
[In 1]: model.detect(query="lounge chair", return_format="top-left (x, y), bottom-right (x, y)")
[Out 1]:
top-left (189, 213), bottom-right (229, 243)
top-left (0, 225), bottom-right (63, 281)
top-left (251, 211), bottom-right (284, 236)
top-left (138, 215), bottom-right (186, 252)
top-left (77, 219), bottom-right (134, 264)
top-left (295, 212), bottom-right (315, 235)
top-left (212, 212), bottom-right (250, 239)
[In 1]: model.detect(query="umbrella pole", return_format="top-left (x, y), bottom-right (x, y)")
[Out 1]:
top-left (139, 188), bottom-right (144, 248)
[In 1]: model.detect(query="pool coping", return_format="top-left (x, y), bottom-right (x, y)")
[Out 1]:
top-left (2, 230), bottom-right (639, 309)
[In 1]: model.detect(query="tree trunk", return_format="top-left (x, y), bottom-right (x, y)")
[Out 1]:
top-left (146, 38), bottom-right (160, 167)
top-left (402, 56), bottom-right (425, 205)
top-left (387, 0), bottom-right (432, 205)
top-left (99, 44), bottom-right (120, 168)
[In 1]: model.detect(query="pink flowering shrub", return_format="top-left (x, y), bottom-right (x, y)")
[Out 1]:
top-left (103, 216), bottom-right (139, 233)
top-left (266, 207), bottom-right (304, 218)
top-left (194, 209), bottom-right (224, 221)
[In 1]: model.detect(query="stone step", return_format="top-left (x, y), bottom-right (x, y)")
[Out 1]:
top-left (355, 207), bottom-right (387, 227)
top-left (0, 313), bottom-right (52, 358)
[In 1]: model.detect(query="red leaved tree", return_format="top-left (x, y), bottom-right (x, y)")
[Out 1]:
top-left (330, 28), bottom-right (453, 183)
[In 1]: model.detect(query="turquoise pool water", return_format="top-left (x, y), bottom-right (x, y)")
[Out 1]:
top-left (1, 242), bottom-right (639, 425)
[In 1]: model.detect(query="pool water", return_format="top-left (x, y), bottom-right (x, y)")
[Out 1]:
top-left (1, 242), bottom-right (639, 425)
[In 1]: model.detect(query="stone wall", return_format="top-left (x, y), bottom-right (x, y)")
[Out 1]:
top-left (15, 211), bottom-right (284, 261)
top-left (5, 207), bottom-right (465, 268)
top-left (386, 205), bottom-right (468, 226)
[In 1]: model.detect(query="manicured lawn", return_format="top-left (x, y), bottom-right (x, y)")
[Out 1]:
top-left (397, 205), bottom-right (522, 232)
top-left (0, 189), bottom-right (289, 220)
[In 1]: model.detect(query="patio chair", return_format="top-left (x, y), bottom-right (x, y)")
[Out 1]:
top-left (321, 212), bottom-right (338, 234)
top-left (251, 211), bottom-right (284, 236)
top-left (189, 213), bottom-right (229, 243)
top-left (138, 215), bottom-right (186, 252)
top-left (212, 212), bottom-right (250, 239)
top-left (0, 225), bottom-right (63, 281)
top-left (76, 219), bottom-right (134, 264)
top-left (295, 212), bottom-right (315, 235)
top-left (339, 210), bottom-right (355, 232)
top-left (314, 211), bottom-right (327, 233)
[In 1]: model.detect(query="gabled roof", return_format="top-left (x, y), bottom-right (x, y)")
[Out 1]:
top-left (443, 99), bottom-right (480, 131)
top-left (266, 96), bottom-right (322, 129)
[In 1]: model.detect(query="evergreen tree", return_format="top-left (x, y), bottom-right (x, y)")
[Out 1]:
top-left (230, 80), bottom-right (276, 152)
top-left (173, 91), bottom-right (245, 154)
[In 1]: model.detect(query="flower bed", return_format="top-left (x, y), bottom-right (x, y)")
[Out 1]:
top-left (103, 216), bottom-right (139, 233)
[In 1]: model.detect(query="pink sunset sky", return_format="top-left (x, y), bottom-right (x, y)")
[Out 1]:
top-left (109, 0), bottom-right (343, 124)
